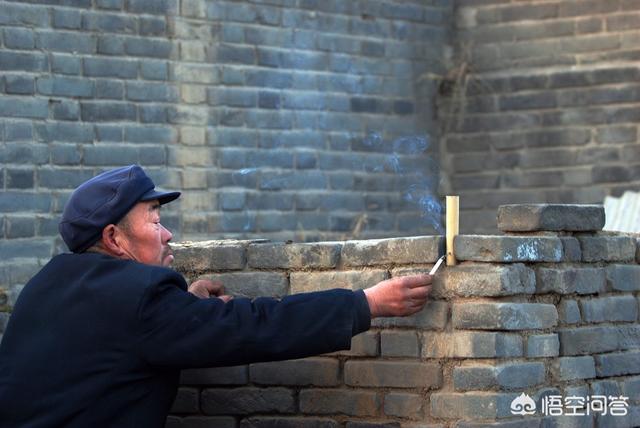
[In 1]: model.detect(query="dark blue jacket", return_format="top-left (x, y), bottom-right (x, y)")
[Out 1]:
top-left (0, 253), bottom-right (371, 427)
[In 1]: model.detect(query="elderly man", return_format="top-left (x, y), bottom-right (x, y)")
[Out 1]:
top-left (0, 165), bottom-right (433, 427)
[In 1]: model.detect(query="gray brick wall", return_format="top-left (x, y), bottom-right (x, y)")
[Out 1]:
top-left (0, 0), bottom-right (452, 303)
top-left (166, 205), bottom-right (640, 426)
top-left (441, 0), bottom-right (640, 233)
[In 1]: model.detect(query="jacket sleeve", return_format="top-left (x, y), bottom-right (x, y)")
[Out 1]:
top-left (134, 269), bottom-right (371, 369)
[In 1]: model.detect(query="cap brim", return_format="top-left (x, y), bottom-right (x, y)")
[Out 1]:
top-left (140, 189), bottom-right (181, 205)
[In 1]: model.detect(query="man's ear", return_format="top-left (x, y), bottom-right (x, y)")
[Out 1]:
top-left (100, 224), bottom-right (127, 256)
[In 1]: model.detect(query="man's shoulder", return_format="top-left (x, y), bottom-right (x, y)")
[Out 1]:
top-left (46, 253), bottom-right (186, 289)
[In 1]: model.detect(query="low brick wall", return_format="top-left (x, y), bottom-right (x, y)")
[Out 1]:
top-left (168, 205), bottom-right (640, 428)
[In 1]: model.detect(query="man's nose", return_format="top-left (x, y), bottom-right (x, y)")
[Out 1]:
top-left (161, 224), bottom-right (173, 243)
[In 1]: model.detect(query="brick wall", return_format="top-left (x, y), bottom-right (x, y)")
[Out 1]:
top-left (0, 0), bottom-right (451, 308)
top-left (168, 204), bottom-right (640, 427)
top-left (440, 0), bottom-right (640, 233)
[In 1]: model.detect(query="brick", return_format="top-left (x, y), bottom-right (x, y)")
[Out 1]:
top-left (126, 82), bottom-right (177, 102)
top-left (0, 143), bottom-right (48, 164)
top-left (4, 123), bottom-right (32, 142)
top-left (126, 0), bottom-right (177, 14)
top-left (141, 61), bottom-right (168, 80)
top-left (51, 54), bottom-right (80, 75)
top-left (595, 350), bottom-right (640, 377)
top-left (248, 242), bottom-right (341, 269)
top-left (558, 299), bottom-right (582, 324)
top-left (250, 358), bottom-right (339, 386)
top-left (0, 97), bottom-right (48, 119)
top-left (201, 387), bottom-right (294, 415)
top-left (7, 169), bottom-right (34, 189)
top-left (83, 58), bottom-right (138, 78)
top-left (591, 379), bottom-right (621, 397)
top-left (299, 389), bottom-right (379, 416)
top-left (200, 272), bottom-right (288, 299)
top-left (37, 168), bottom-right (94, 189)
top-left (181, 365), bottom-right (248, 386)
top-left (330, 331), bottom-right (378, 357)
top-left (81, 102), bottom-right (136, 122)
top-left (241, 418), bottom-right (339, 428)
top-left (96, 80), bottom-right (124, 99)
top-left (341, 236), bottom-right (442, 266)
top-left (606, 264), bottom-right (640, 291)
top-left (553, 356), bottom-right (596, 381)
top-left (0, 3), bottom-right (48, 26)
top-left (422, 332), bottom-right (523, 358)
top-left (171, 387), bottom-right (198, 413)
top-left (6, 216), bottom-right (35, 238)
top-left (37, 76), bottom-right (94, 98)
top-left (452, 302), bottom-right (557, 330)
top-left (577, 235), bottom-right (636, 262)
top-left (84, 145), bottom-right (138, 166)
top-left (596, 126), bottom-right (637, 144)
top-left (536, 267), bottom-right (605, 295)
top-left (580, 296), bottom-right (638, 323)
top-left (559, 326), bottom-right (619, 356)
top-left (454, 235), bottom-right (563, 263)
top-left (527, 334), bottom-right (560, 357)
top-left (384, 392), bottom-right (423, 419)
top-left (36, 31), bottom-right (95, 54)
top-left (83, 12), bottom-right (136, 33)
top-left (345, 361), bottom-right (441, 389)
top-left (439, 263), bottom-right (535, 297)
top-left (0, 239), bottom-right (52, 260)
top-left (0, 51), bottom-right (48, 72)
top-left (52, 100), bottom-right (80, 121)
top-left (380, 331), bottom-right (419, 357)
top-left (457, 362), bottom-right (545, 391)
top-left (430, 392), bottom-right (518, 419)
top-left (617, 325), bottom-right (640, 351)
top-left (290, 270), bottom-right (387, 294)
top-left (3, 28), bottom-right (34, 49)
top-left (498, 204), bottom-right (604, 232)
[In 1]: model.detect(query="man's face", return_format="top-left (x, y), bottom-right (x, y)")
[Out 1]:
top-left (117, 200), bottom-right (174, 267)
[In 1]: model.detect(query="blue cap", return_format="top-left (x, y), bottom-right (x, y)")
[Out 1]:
top-left (59, 165), bottom-right (180, 253)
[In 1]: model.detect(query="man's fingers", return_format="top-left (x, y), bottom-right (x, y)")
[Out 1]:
top-left (398, 274), bottom-right (432, 288)
top-left (407, 285), bottom-right (432, 300)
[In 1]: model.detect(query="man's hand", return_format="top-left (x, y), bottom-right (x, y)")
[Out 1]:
top-left (364, 274), bottom-right (432, 318)
top-left (188, 279), bottom-right (233, 302)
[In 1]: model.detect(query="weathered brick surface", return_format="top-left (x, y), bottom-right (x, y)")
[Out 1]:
top-left (595, 350), bottom-right (640, 377)
top-left (341, 236), bottom-right (443, 267)
top-left (454, 362), bottom-right (546, 391)
top-left (454, 236), bottom-right (564, 263)
top-left (552, 356), bottom-right (596, 381)
top-left (579, 296), bottom-right (638, 323)
top-left (452, 303), bottom-right (558, 330)
top-left (290, 270), bottom-right (387, 294)
top-left (558, 327), bottom-right (620, 356)
top-left (577, 235), bottom-right (637, 262)
top-left (201, 387), bottom-right (295, 415)
top-left (536, 267), bottom-right (605, 295)
top-left (380, 331), bottom-right (419, 358)
top-left (201, 272), bottom-right (289, 299)
top-left (249, 358), bottom-right (339, 386)
top-left (497, 204), bottom-right (605, 232)
top-left (248, 242), bottom-right (342, 269)
top-left (436, 263), bottom-right (536, 297)
top-left (423, 332), bottom-right (523, 358)
top-left (527, 334), bottom-right (560, 357)
top-left (383, 392), bottom-right (424, 419)
top-left (344, 361), bottom-right (442, 389)
top-left (430, 392), bottom-right (518, 419)
top-left (606, 264), bottom-right (640, 291)
top-left (171, 240), bottom-right (250, 272)
top-left (298, 389), bottom-right (380, 416)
